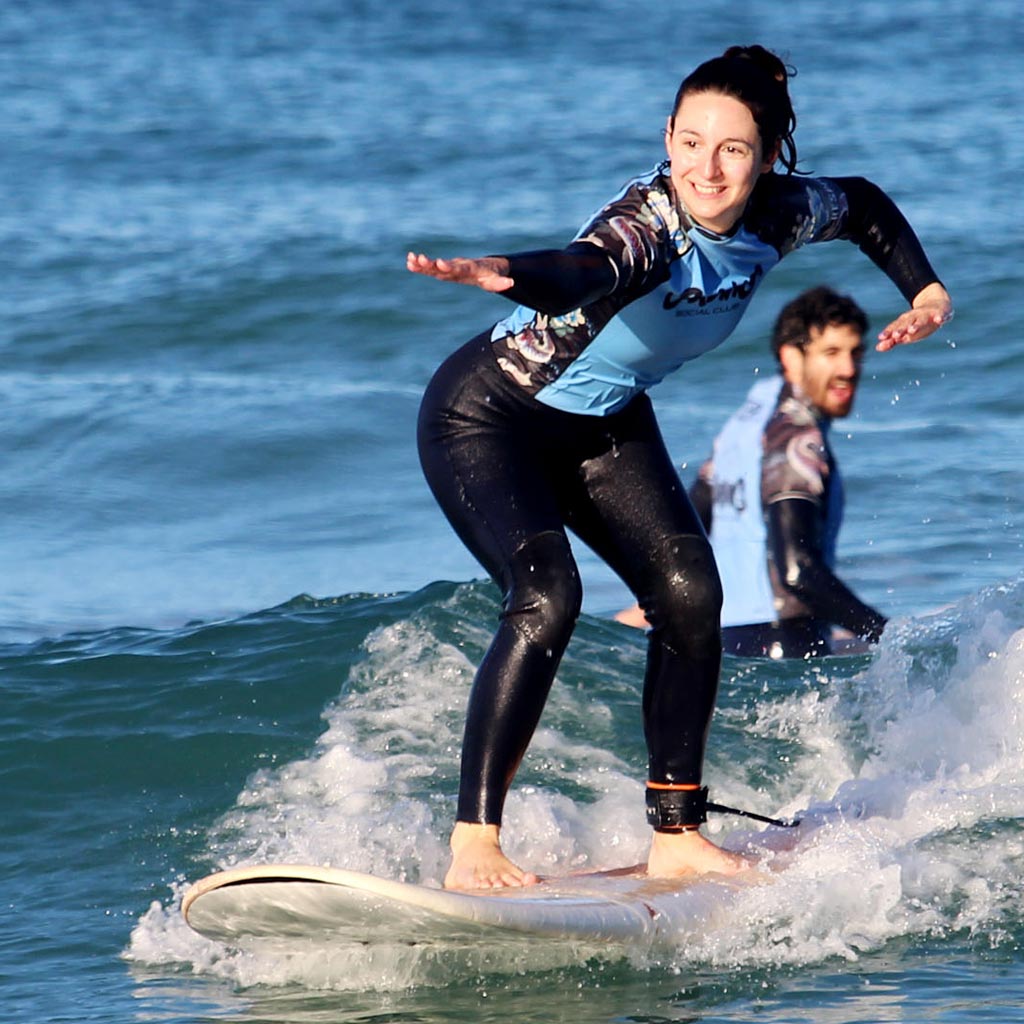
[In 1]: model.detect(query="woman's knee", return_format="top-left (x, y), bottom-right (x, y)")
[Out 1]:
top-left (644, 534), bottom-right (722, 634)
top-left (501, 531), bottom-right (583, 646)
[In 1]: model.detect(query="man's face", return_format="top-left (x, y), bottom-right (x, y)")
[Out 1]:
top-left (781, 322), bottom-right (866, 419)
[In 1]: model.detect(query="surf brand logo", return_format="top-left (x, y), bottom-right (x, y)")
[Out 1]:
top-left (712, 478), bottom-right (748, 512)
top-left (662, 264), bottom-right (764, 310)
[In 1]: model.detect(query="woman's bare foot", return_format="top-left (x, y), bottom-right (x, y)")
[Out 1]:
top-left (646, 828), bottom-right (752, 878)
top-left (443, 822), bottom-right (540, 890)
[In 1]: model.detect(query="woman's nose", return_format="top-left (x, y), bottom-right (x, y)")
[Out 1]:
top-left (700, 151), bottom-right (721, 179)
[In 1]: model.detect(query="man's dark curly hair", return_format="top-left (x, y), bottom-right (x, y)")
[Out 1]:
top-left (771, 285), bottom-right (868, 362)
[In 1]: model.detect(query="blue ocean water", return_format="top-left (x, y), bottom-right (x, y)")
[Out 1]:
top-left (3, 1), bottom-right (1023, 1021)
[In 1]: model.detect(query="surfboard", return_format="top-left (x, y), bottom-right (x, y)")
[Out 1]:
top-left (181, 862), bottom-right (742, 947)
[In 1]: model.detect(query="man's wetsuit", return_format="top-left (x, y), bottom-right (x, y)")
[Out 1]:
top-left (418, 163), bottom-right (938, 828)
top-left (693, 378), bottom-right (887, 658)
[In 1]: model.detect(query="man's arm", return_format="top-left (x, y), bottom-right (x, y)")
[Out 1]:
top-left (767, 497), bottom-right (887, 641)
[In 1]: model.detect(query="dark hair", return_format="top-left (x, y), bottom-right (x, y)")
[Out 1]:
top-left (771, 286), bottom-right (869, 361)
top-left (671, 45), bottom-right (799, 174)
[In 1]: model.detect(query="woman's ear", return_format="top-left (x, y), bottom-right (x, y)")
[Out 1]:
top-left (761, 139), bottom-right (781, 173)
top-left (664, 116), bottom-right (674, 159)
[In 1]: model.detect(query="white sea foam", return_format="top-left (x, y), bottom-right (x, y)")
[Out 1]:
top-left (653, 607), bottom-right (1024, 970)
top-left (127, 585), bottom-right (1024, 988)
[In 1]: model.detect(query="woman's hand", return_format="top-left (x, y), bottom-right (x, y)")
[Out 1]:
top-left (876, 281), bottom-right (954, 352)
top-left (406, 252), bottom-right (514, 293)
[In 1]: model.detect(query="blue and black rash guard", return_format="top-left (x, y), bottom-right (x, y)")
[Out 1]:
top-left (489, 164), bottom-right (939, 416)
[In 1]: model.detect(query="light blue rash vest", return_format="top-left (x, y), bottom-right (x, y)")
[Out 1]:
top-left (490, 163), bottom-right (849, 416)
top-left (702, 375), bottom-right (783, 628)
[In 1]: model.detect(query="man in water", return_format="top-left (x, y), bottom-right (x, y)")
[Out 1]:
top-left (617, 285), bottom-right (886, 657)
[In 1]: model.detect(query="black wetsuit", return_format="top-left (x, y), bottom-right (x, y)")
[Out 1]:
top-left (418, 165), bottom-right (939, 827)
top-left (420, 336), bottom-right (716, 822)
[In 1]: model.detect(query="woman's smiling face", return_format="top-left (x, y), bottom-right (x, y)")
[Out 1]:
top-left (665, 90), bottom-right (777, 234)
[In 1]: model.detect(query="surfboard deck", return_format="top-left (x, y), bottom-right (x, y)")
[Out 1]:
top-left (181, 862), bottom-right (738, 947)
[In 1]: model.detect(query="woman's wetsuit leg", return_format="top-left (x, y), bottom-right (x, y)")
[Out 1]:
top-left (418, 336), bottom-right (583, 824)
top-left (555, 394), bottom-right (724, 785)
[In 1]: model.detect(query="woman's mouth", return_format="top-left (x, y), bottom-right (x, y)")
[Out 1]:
top-left (690, 182), bottom-right (725, 198)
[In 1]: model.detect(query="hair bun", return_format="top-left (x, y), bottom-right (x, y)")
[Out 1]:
top-left (721, 44), bottom-right (789, 84)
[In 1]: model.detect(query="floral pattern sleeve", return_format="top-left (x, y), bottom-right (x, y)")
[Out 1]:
top-left (761, 394), bottom-right (830, 508)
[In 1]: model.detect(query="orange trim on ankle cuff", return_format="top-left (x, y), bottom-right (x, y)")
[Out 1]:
top-left (646, 781), bottom-right (701, 791)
